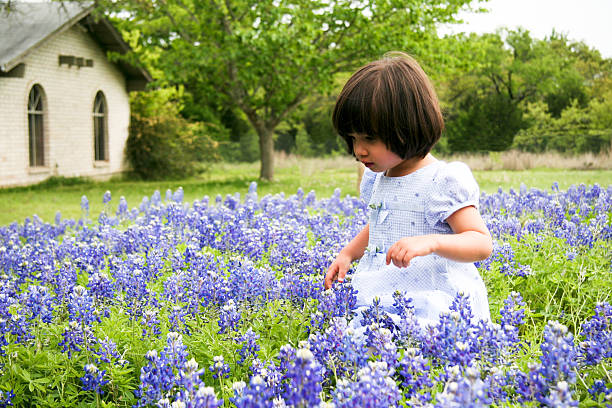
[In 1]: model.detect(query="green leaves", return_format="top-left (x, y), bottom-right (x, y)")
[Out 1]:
top-left (99, 0), bottom-right (474, 179)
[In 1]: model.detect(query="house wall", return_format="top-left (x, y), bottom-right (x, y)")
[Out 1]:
top-left (0, 24), bottom-right (130, 187)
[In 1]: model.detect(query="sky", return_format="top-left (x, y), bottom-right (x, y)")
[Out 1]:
top-left (440, 0), bottom-right (612, 58)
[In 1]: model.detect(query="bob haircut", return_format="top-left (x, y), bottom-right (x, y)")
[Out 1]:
top-left (333, 52), bottom-right (444, 159)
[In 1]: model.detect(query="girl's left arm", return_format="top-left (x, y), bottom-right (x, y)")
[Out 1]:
top-left (386, 206), bottom-right (492, 267)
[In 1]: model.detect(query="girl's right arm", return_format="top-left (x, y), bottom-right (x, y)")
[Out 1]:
top-left (324, 224), bottom-right (369, 289)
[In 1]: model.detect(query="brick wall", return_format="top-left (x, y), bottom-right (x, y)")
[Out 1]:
top-left (0, 24), bottom-right (131, 187)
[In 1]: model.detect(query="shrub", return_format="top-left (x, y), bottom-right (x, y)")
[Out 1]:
top-left (126, 88), bottom-right (223, 179)
top-left (513, 100), bottom-right (612, 154)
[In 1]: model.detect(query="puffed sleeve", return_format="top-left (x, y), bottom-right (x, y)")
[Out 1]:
top-left (425, 162), bottom-right (480, 226)
top-left (359, 167), bottom-right (378, 205)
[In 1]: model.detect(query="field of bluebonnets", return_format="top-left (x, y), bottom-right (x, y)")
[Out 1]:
top-left (0, 181), bottom-right (611, 407)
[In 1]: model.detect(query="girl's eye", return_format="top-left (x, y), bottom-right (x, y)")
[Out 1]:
top-left (365, 136), bottom-right (376, 141)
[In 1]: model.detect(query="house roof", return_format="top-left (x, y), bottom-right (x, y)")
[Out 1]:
top-left (0, 1), bottom-right (151, 89)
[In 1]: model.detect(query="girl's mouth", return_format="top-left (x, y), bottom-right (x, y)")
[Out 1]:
top-left (362, 162), bottom-right (374, 168)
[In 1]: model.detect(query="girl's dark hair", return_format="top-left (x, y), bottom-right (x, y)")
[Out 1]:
top-left (332, 52), bottom-right (444, 159)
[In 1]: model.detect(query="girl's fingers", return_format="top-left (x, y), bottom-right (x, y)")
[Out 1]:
top-left (324, 266), bottom-right (337, 289)
top-left (393, 247), bottom-right (407, 267)
top-left (337, 264), bottom-right (348, 283)
top-left (386, 245), bottom-right (397, 265)
top-left (402, 252), bottom-right (412, 267)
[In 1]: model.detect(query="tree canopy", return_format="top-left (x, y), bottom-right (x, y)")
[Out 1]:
top-left (438, 28), bottom-right (612, 152)
top-left (100, 0), bottom-right (477, 179)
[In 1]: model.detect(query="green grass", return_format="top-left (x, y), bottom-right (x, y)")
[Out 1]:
top-left (1, 157), bottom-right (610, 226)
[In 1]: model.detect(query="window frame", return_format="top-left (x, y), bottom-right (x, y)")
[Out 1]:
top-left (93, 91), bottom-right (108, 162)
top-left (27, 84), bottom-right (46, 167)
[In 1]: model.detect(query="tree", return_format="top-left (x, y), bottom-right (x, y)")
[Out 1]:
top-left (99, 0), bottom-right (477, 180)
top-left (439, 29), bottom-right (605, 152)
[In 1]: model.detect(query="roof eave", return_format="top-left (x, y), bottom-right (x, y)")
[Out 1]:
top-left (82, 15), bottom-right (153, 85)
top-left (0, 4), bottom-right (95, 73)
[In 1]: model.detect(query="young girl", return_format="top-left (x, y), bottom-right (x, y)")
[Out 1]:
top-left (324, 52), bottom-right (493, 327)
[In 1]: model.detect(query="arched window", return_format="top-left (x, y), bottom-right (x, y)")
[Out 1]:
top-left (27, 84), bottom-right (45, 167)
top-left (93, 91), bottom-right (108, 161)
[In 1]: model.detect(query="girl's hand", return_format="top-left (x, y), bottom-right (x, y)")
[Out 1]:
top-left (324, 252), bottom-right (353, 289)
top-left (386, 235), bottom-right (437, 268)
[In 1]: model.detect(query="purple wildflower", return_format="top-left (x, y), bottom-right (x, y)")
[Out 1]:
top-left (80, 363), bottom-right (108, 394)
top-left (236, 328), bottom-right (260, 365)
top-left (209, 355), bottom-right (230, 379)
top-left (333, 361), bottom-right (401, 407)
top-left (280, 348), bottom-right (323, 407)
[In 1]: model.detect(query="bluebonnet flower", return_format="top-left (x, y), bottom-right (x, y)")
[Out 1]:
top-left (333, 361), bottom-right (400, 407)
top-left (398, 347), bottom-right (433, 403)
top-left (87, 271), bottom-right (115, 305)
top-left (392, 291), bottom-right (421, 346)
top-left (173, 358), bottom-right (223, 408)
top-left (0, 389), bottom-right (14, 407)
top-left (81, 195), bottom-right (89, 216)
top-left (541, 381), bottom-right (578, 407)
top-left (218, 299), bottom-right (241, 334)
top-left (8, 310), bottom-right (32, 344)
top-left (102, 190), bottom-right (111, 204)
top-left (136, 332), bottom-right (190, 406)
top-left (162, 331), bottom-right (189, 369)
top-left (236, 328), bottom-right (260, 365)
top-left (141, 309), bottom-right (162, 338)
top-left (580, 302), bottom-right (611, 365)
top-left (173, 187), bottom-right (185, 203)
top-left (331, 280), bottom-right (357, 318)
top-left (246, 181), bottom-right (258, 203)
top-left (421, 294), bottom-right (478, 368)
top-left (308, 317), bottom-right (368, 379)
top-left (58, 321), bottom-right (95, 357)
top-left (168, 305), bottom-right (191, 335)
top-left (67, 286), bottom-right (100, 326)
top-left (178, 385), bottom-right (223, 407)
top-left (359, 297), bottom-right (396, 334)
top-left (280, 348), bottom-right (323, 407)
top-left (93, 336), bottom-right (123, 365)
top-left (588, 379), bottom-right (612, 402)
top-left (311, 289), bottom-right (336, 330)
top-left (80, 363), bottom-right (108, 394)
top-left (249, 359), bottom-right (284, 397)
top-left (539, 321), bottom-right (578, 385)
top-left (116, 196), bottom-right (128, 218)
top-left (366, 324), bottom-right (398, 369)
top-left (231, 375), bottom-right (275, 408)
top-left (277, 344), bottom-right (296, 373)
top-left (514, 321), bottom-right (578, 405)
top-left (434, 366), bottom-right (491, 407)
top-left (20, 285), bottom-right (54, 323)
top-left (136, 349), bottom-right (175, 406)
top-left (483, 242), bottom-right (532, 277)
top-left (151, 190), bottom-right (162, 206)
top-left (209, 355), bottom-right (230, 379)
top-left (472, 291), bottom-right (527, 364)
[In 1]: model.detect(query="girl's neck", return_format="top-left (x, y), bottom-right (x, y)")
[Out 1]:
top-left (385, 153), bottom-right (437, 177)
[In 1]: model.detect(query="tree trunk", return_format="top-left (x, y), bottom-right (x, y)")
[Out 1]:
top-left (258, 126), bottom-right (275, 181)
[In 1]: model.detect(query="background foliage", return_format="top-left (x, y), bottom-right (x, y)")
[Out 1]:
top-left (126, 88), bottom-right (223, 180)
top-left (102, 1), bottom-right (612, 178)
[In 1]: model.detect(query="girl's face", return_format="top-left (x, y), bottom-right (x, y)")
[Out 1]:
top-left (350, 133), bottom-right (413, 177)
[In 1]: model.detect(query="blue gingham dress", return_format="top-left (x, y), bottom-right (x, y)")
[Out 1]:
top-left (352, 160), bottom-right (491, 328)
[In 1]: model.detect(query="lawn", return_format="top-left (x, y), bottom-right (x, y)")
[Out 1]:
top-left (0, 156), bottom-right (611, 226)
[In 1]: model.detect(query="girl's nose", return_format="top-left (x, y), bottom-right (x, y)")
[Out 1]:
top-left (353, 140), bottom-right (366, 157)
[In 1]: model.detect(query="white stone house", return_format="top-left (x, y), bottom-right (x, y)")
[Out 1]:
top-left (0, 2), bottom-right (151, 187)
